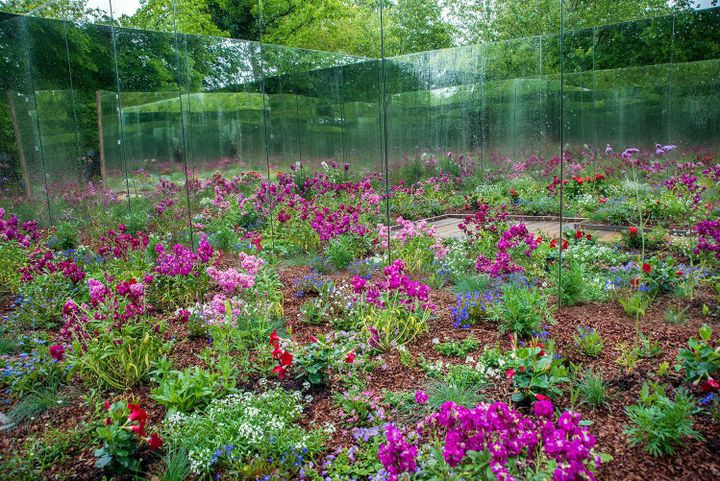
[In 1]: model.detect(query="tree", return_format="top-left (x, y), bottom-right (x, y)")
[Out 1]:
top-left (384, 0), bottom-right (453, 56)
top-left (122, 0), bottom-right (227, 36)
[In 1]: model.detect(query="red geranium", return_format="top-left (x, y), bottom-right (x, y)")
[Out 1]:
top-left (147, 432), bottom-right (164, 450)
top-left (700, 378), bottom-right (720, 392)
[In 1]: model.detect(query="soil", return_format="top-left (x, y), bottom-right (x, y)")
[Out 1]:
top-left (1, 264), bottom-right (719, 481)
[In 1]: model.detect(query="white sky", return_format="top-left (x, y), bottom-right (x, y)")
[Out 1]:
top-left (87, 0), bottom-right (141, 17)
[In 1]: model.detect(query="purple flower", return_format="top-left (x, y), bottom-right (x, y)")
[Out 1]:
top-left (415, 390), bottom-right (428, 405)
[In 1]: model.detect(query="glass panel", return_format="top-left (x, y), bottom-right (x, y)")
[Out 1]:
top-left (113, 23), bottom-right (192, 242)
top-left (0, 12), bottom-right (50, 224)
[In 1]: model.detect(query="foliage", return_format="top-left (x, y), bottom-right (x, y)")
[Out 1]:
top-left (485, 282), bottom-right (553, 337)
top-left (577, 369), bottom-right (609, 408)
top-left (95, 401), bottom-right (163, 473)
top-left (151, 362), bottom-right (238, 415)
top-left (573, 326), bottom-right (604, 358)
top-left (433, 337), bottom-right (479, 358)
top-left (676, 324), bottom-right (720, 384)
top-left (508, 339), bottom-right (569, 403)
top-left (163, 388), bottom-right (325, 476)
top-left (624, 382), bottom-right (702, 457)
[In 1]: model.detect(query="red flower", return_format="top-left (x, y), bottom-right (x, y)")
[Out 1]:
top-left (49, 344), bottom-right (65, 361)
top-left (676, 271), bottom-right (684, 277)
top-left (700, 378), bottom-right (720, 392)
top-left (505, 368), bottom-right (515, 379)
top-left (599, 197), bottom-right (608, 204)
top-left (269, 329), bottom-right (280, 346)
top-left (574, 230), bottom-right (584, 240)
top-left (642, 262), bottom-right (651, 274)
top-left (561, 239), bottom-right (568, 250)
top-left (345, 351), bottom-right (356, 364)
top-left (104, 400), bottom-right (111, 410)
top-left (628, 227), bottom-right (639, 236)
top-left (280, 350), bottom-right (293, 367)
top-left (128, 403), bottom-right (147, 431)
top-left (630, 278), bottom-right (639, 288)
top-left (131, 424), bottom-right (146, 437)
top-left (534, 393), bottom-right (550, 401)
top-left (272, 344), bottom-right (284, 360)
top-left (147, 432), bottom-right (163, 450)
top-left (537, 236), bottom-right (543, 243)
top-left (550, 239), bottom-right (557, 249)
top-left (272, 365), bottom-right (287, 379)
top-left (586, 234), bottom-right (592, 241)
top-left (310, 335), bottom-right (318, 343)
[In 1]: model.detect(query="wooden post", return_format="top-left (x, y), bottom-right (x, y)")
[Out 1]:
top-left (96, 90), bottom-right (107, 190)
top-left (6, 90), bottom-right (32, 200)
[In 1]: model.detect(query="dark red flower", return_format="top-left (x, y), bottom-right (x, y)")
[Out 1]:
top-left (49, 344), bottom-right (65, 361)
top-left (127, 403), bottom-right (148, 429)
top-left (700, 378), bottom-right (720, 392)
top-left (642, 262), bottom-right (651, 274)
top-left (147, 432), bottom-right (163, 450)
top-left (272, 365), bottom-right (287, 379)
top-left (575, 230), bottom-right (584, 240)
top-left (280, 350), bottom-right (293, 367)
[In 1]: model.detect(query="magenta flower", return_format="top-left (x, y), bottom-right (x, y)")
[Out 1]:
top-left (415, 390), bottom-right (428, 405)
top-left (49, 344), bottom-right (65, 361)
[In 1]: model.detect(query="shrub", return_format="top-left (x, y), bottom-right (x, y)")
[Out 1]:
top-left (508, 339), bottom-right (569, 403)
top-left (352, 260), bottom-right (433, 350)
top-left (151, 364), bottom-right (237, 415)
top-left (573, 326), bottom-right (604, 358)
top-left (578, 369), bottom-right (609, 408)
top-left (163, 388), bottom-right (324, 477)
top-left (95, 402), bottom-right (163, 473)
top-left (676, 324), bottom-right (720, 385)
top-left (485, 282), bottom-right (553, 337)
top-left (433, 337), bottom-right (479, 358)
top-left (624, 382), bottom-right (701, 457)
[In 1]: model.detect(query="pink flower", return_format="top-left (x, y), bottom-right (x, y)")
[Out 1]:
top-left (415, 390), bottom-right (428, 405)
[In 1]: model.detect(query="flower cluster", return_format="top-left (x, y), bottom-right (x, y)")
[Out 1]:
top-left (451, 290), bottom-right (500, 328)
top-left (154, 235), bottom-right (213, 277)
top-left (270, 329), bottom-right (293, 379)
top-left (694, 219), bottom-right (720, 259)
top-left (377, 217), bottom-right (448, 259)
top-left (351, 259), bottom-right (432, 311)
top-left (206, 252), bottom-right (263, 294)
top-left (60, 277), bottom-right (148, 341)
top-left (96, 224), bottom-right (149, 259)
top-left (476, 224), bottom-right (540, 278)
top-left (377, 424), bottom-right (418, 481)
top-left (17, 248), bottom-right (86, 284)
top-left (409, 400), bottom-right (602, 481)
top-left (458, 203), bottom-right (508, 243)
top-left (0, 208), bottom-right (40, 247)
top-left (664, 173), bottom-right (707, 207)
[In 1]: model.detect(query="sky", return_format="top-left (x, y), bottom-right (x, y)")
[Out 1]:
top-left (87, 0), bottom-right (140, 17)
